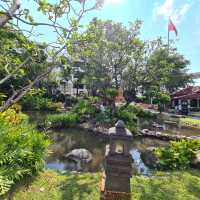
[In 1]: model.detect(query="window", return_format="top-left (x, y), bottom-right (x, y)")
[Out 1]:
top-left (115, 142), bottom-right (124, 154)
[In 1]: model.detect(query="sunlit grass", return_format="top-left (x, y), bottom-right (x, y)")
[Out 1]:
top-left (8, 170), bottom-right (200, 200)
top-left (180, 117), bottom-right (200, 129)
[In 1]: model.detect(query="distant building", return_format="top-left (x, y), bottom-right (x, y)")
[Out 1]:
top-left (51, 64), bottom-right (88, 97)
top-left (58, 76), bottom-right (88, 96)
top-left (171, 86), bottom-right (200, 112)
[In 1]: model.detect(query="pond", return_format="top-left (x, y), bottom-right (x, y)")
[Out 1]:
top-left (45, 128), bottom-right (167, 176)
top-left (27, 111), bottom-right (200, 175)
top-left (138, 117), bottom-right (200, 136)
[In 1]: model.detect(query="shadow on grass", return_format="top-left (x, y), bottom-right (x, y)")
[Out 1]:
top-left (59, 172), bottom-right (100, 200)
top-left (184, 170), bottom-right (200, 199)
top-left (132, 170), bottom-right (200, 200)
top-left (3, 175), bottom-right (37, 200)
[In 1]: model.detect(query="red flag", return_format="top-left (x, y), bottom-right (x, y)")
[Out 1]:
top-left (168, 18), bottom-right (178, 36)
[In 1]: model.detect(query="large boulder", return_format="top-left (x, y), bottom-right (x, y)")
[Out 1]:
top-left (140, 147), bottom-right (159, 168)
top-left (191, 150), bottom-right (200, 169)
top-left (65, 148), bottom-right (93, 171)
top-left (65, 148), bottom-right (93, 163)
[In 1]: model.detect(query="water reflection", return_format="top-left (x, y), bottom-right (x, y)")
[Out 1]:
top-left (130, 149), bottom-right (150, 176)
top-left (45, 128), bottom-right (105, 172)
top-left (45, 128), bottom-right (167, 175)
top-left (138, 117), bottom-right (200, 136)
top-left (27, 112), bottom-right (200, 175)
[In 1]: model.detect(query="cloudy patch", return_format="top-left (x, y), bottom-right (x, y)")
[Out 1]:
top-left (153, 0), bottom-right (192, 24)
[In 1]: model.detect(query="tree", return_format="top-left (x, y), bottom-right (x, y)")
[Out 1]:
top-left (68, 18), bottom-right (143, 95)
top-left (153, 92), bottom-right (171, 112)
top-left (164, 51), bottom-right (192, 93)
top-left (142, 46), bottom-right (192, 104)
top-left (68, 18), bottom-right (192, 103)
top-left (0, 0), bottom-right (102, 111)
top-left (0, 27), bottom-right (48, 106)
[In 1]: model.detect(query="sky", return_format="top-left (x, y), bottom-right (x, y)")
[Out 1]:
top-left (21, 0), bottom-right (200, 83)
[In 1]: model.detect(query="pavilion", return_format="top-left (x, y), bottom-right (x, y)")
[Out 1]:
top-left (171, 86), bottom-right (200, 112)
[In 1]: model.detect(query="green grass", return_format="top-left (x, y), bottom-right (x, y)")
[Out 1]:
top-left (6, 170), bottom-right (200, 200)
top-left (132, 170), bottom-right (200, 200)
top-left (180, 117), bottom-right (200, 129)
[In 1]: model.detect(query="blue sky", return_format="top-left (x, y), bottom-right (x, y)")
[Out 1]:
top-left (22, 0), bottom-right (200, 83)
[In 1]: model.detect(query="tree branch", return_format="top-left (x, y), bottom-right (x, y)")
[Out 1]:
top-left (0, 56), bottom-right (31, 85)
top-left (0, 0), bottom-right (20, 27)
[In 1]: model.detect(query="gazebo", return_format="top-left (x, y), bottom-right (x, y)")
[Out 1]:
top-left (171, 86), bottom-right (200, 112)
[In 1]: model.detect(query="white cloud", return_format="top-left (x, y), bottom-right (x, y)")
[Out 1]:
top-left (153, 0), bottom-right (192, 24)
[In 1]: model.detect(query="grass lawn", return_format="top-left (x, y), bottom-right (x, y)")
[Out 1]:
top-left (5, 170), bottom-right (200, 200)
top-left (180, 117), bottom-right (200, 129)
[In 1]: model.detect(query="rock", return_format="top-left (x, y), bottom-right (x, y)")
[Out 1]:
top-left (191, 150), bottom-right (200, 169)
top-left (39, 187), bottom-right (45, 192)
top-left (141, 147), bottom-right (159, 169)
top-left (65, 148), bottom-right (93, 163)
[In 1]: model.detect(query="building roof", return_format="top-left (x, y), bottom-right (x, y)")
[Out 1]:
top-left (172, 86), bottom-right (200, 100)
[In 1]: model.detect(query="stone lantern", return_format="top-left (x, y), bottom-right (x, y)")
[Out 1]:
top-left (100, 120), bottom-right (133, 200)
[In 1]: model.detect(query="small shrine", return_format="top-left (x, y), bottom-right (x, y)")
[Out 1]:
top-left (100, 120), bottom-right (133, 200)
top-left (115, 88), bottom-right (126, 104)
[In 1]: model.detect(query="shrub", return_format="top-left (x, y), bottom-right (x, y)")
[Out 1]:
top-left (95, 107), bottom-right (115, 127)
top-left (155, 140), bottom-right (200, 170)
top-left (20, 89), bottom-right (62, 111)
top-left (0, 109), bottom-right (49, 196)
top-left (46, 112), bottom-right (80, 129)
top-left (116, 106), bottom-right (137, 133)
top-left (21, 95), bottom-right (62, 111)
top-left (72, 99), bottom-right (97, 116)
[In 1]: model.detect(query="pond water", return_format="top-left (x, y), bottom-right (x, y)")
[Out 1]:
top-left (138, 117), bottom-right (200, 136)
top-left (27, 111), bottom-right (200, 175)
top-left (45, 128), bottom-right (167, 175)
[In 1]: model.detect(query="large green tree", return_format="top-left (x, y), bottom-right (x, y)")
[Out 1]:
top-left (67, 18), bottom-right (192, 102)
top-left (0, 0), bottom-right (102, 111)
top-left (143, 47), bottom-right (192, 96)
top-left (68, 18), bottom-right (143, 95)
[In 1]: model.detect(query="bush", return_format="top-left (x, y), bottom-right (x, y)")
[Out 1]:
top-left (116, 105), bottom-right (137, 133)
top-left (0, 109), bottom-right (49, 196)
top-left (95, 107), bottom-right (115, 127)
top-left (21, 95), bottom-right (62, 111)
top-left (72, 99), bottom-right (97, 116)
top-left (46, 112), bottom-right (80, 129)
top-left (20, 89), bottom-right (62, 111)
top-left (155, 140), bottom-right (200, 170)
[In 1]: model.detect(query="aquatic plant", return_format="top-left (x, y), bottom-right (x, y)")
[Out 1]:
top-left (47, 112), bottom-right (80, 129)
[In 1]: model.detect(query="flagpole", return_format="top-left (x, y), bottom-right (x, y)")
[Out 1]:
top-left (168, 18), bottom-right (170, 53)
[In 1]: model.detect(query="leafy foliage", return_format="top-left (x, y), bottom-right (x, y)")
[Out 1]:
top-left (47, 112), bottom-right (80, 129)
top-left (20, 89), bottom-right (62, 111)
top-left (110, 104), bottom-right (155, 132)
top-left (152, 92), bottom-right (171, 112)
top-left (155, 140), bottom-right (200, 170)
top-left (116, 105), bottom-right (138, 133)
top-left (0, 108), bottom-right (49, 196)
top-left (72, 99), bottom-right (98, 116)
top-left (0, 27), bottom-right (48, 99)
